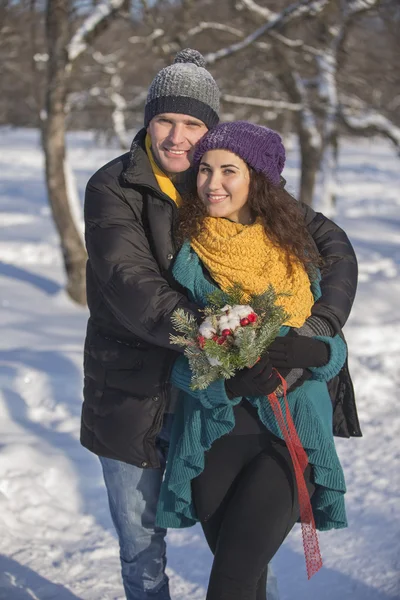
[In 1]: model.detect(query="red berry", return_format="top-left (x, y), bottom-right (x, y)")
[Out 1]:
top-left (217, 336), bottom-right (226, 345)
top-left (240, 318), bottom-right (249, 326)
top-left (212, 334), bottom-right (219, 342)
top-left (247, 313), bottom-right (257, 323)
top-left (198, 335), bottom-right (206, 348)
top-left (221, 329), bottom-right (231, 337)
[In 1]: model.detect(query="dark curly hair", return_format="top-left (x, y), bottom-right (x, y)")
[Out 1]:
top-left (177, 167), bottom-right (322, 274)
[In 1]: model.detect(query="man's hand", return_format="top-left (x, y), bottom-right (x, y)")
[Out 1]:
top-left (225, 354), bottom-right (280, 399)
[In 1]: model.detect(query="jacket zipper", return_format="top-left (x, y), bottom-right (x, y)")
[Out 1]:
top-left (130, 182), bottom-right (181, 465)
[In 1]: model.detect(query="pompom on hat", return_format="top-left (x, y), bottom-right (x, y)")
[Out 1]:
top-left (145, 49), bottom-right (220, 129)
top-left (193, 121), bottom-right (286, 187)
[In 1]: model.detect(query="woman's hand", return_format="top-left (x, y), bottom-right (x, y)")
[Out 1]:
top-left (225, 354), bottom-right (280, 399)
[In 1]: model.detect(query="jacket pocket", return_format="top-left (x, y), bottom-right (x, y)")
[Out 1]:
top-left (84, 332), bottom-right (145, 395)
top-left (87, 332), bottom-right (145, 369)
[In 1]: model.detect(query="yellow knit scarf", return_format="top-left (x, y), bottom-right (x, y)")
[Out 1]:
top-left (191, 217), bottom-right (314, 328)
top-left (145, 134), bottom-right (182, 207)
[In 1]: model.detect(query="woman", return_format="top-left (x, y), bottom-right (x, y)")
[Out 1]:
top-left (156, 122), bottom-right (350, 599)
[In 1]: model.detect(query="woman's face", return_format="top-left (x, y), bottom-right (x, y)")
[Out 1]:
top-left (197, 149), bottom-right (252, 224)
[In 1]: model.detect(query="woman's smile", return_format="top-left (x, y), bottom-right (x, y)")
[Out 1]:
top-left (206, 193), bottom-right (229, 204)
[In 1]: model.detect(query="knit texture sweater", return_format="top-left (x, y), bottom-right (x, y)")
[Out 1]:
top-left (190, 217), bottom-right (314, 327)
top-left (156, 242), bottom-right (348, 531)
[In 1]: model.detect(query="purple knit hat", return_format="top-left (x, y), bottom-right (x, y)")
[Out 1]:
top-left (193, 121), bottom-right (285, 186)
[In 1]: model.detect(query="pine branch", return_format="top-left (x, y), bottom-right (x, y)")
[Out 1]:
top-left (170, 308), bottom-right (198, 335)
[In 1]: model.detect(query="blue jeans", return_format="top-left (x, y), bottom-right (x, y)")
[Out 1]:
top-left (99, 417), bottom-right (280, 600)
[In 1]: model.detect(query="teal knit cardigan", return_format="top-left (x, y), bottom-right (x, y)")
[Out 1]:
top-left (156, 242), bottom-right (348, 532)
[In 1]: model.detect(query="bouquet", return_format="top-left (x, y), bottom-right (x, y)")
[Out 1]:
top-left (170, 284), bottom-right (288, 390)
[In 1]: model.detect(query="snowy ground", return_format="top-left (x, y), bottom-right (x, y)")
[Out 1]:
top-left (0, 128), bottom-right (399, 600)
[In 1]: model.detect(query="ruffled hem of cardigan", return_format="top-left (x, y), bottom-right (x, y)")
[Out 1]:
top-left (156, 400), bottom-right (236, 528)
top-left (156, 383), bottom-right (347, 531)
top-left (252, 384), bottom-right (347, 531)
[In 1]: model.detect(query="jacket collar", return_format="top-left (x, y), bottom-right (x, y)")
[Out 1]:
top-left (122, 128), bottom-right (160, 191)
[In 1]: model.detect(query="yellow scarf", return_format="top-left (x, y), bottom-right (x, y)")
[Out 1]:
top-left (191, 217), bottom-right (314, 328)
top-left (145, 134), bottom-right (182, 207)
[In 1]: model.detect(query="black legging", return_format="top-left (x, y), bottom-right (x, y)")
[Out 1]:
top-left (191, 432), bottom-right (315, 600)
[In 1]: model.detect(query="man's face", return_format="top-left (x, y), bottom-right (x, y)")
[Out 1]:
top-left (147, 113), bottom-right (208, 175)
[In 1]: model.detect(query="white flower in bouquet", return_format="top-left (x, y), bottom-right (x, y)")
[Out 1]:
top-left (207, 356), bottom-right (222, 367)
top-left (198, 319), bottom-right (216, 339)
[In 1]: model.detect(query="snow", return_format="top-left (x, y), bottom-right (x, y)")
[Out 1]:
top-left (0, 127), bottom-right (399, 599)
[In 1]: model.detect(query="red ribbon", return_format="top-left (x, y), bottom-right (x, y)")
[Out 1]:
top-left (268, 372), bottom-right (323, 579)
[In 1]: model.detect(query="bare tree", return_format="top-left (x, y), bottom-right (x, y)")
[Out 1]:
top-left (221, 0), bottom-right (393, 207)
top-left (43, 0), bottom-right (126, 305)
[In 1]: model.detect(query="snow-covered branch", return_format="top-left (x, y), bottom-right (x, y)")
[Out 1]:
top-left (222, 94), bottom-right (302, 111)
top-left (129, 28), bottom-right (164, 44)
top-left (340, 110), bottom-right (400, 148)
top-left (238, 0), bottom-right (329, 21)
top-left (196, 10), bottom-right (318, 62)
top-left (345, 0), bottom-right (380, 17)
top-left (269, 31), bottom-right (321, 56)
top-left (268, 31), bottom-right (303, 48)
top-left (92, 50), bottom-right (123, 64)
top-left (203, 0), bottom-right (330, 64)
top-left (335, 0), bottom-right (380, 55)
top-left (67, 0), bottom-right (125, 63)
top-left (236, 0), bottom-right (278, 20)
top-left (184, 21), bottom-right (272, 51)
top-left (187, 22), bottom-right (243, 38)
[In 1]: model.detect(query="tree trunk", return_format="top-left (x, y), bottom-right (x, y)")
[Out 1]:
top-left (43, 0), bottom-right (87, 305)
top-left (298, 130), bottom-right (321, 206)
top-left (278, 58), bottom-right (322, 206)
top-left (318, 140), bottom-right (338, 216)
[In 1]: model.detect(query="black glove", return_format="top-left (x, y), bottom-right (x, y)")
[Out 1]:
top-left (268, 334), bottom-right (330, 370)
top-left (225, 354), bottom-right (280, 399)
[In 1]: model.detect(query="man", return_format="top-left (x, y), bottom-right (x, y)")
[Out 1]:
top-left (81, 49), bottom-right (358, 599)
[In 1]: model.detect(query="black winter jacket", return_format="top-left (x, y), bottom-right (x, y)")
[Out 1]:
top-left (81, 129), bottom-right (361, 469)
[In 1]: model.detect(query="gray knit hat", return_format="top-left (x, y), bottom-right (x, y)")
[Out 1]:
top-left (144, 49), bottom-right (220, 129)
